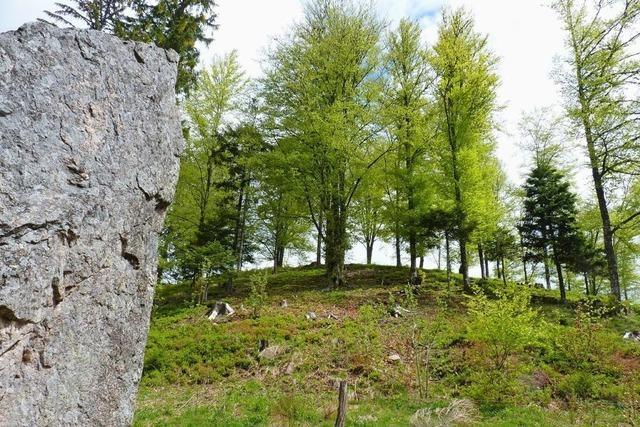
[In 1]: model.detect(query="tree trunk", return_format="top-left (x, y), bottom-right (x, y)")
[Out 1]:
top-left (459, 237), bottom-right (470, 292)
top-left (576, 70), bottom-right (621, 300)
top-left (543, 245), bottom-right (551, 290)
top-left (445, 232), bottom-right (451, 284)
top-left (326, 199), bottom-right (346, 287)
top-left (584, 273), bottom-right (590, 296)
top-left (202, 280), bottom-right (209, 304)
top-left (419, 256), bottom-right (424, 269)
top-left (232, 183), bottom-right (246, 271)
top-left (496, 260), bottom-right (501, 279)
top-left (316, 207), bottom-right (326, 267)
top-left (277, 246), bottom-right (284, 267)
top-left (316, 235), bottom-right (322, 265)
top-left (553, 248), bottom-right (566, 303)
top-left (316, 220), bottom-right (323, 266)
top-left (519, 231), bottom-right (527, 283)
top-left (478, 243), bottom-right (485, 279)
top-left (409, 244), bottom-right (418, 285)
top-left (366, 243), bottom-right (373, 265)
top-left (501, 256), bottom-right (507, 287)
top-left (484, 256), bottom-right (489, 278)
top-left (395, 227), bottom-right (402, 267)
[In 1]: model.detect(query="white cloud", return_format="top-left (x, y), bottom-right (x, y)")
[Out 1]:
top-left (200, 0), bottom-right (304, 76)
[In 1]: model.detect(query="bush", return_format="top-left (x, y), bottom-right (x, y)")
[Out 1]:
top-left (246, 272), bottom-right (268, 318)
top-left (466, 284), bottom-right (544, 371)
top-left (547, 299), bottom-right (619, 374)
top-left (557, 372), bottom-right (595, 400)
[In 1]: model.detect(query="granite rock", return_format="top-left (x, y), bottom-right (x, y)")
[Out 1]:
top-left (0, 22), bottom-right (183, 426)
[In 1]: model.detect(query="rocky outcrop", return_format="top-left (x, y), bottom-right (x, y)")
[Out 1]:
top-left (0, 23), bottom-right (183, 426)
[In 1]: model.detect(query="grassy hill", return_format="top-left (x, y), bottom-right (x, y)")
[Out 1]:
top-left (134, 265), bottom-right (640, 426)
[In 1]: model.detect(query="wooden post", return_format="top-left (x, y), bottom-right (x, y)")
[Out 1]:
top-left (335, 380), bottom-right (347, 427)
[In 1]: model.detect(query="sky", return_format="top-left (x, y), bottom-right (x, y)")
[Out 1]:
top-left (0, 0), bottom-right (572, 269)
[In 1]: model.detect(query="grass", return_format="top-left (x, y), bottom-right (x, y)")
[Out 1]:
top-left (134, 264), bottom-right (640, 426)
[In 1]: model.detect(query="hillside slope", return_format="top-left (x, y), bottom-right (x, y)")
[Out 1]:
top-left (134, 265), bottom-right (640, 426)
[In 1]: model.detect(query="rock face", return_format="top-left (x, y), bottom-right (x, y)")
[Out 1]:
top-left (0, 23), bottom-right (183, 426)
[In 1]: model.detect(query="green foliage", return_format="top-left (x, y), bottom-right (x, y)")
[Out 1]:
top-left (466, 285), bottom-right (543, 370)
top-left (262, 0), bottom-right (386, 286)
top-left (554, 0), bottom-right (640, 301)
top-left (162, 52), bottom-right (263, 291)
top-left (43, 0), bottom-right (129, 30)
top-left (121, 0), bottom-right (218, 94)
top-left (520, 162), bottom-right (581, 300)
top-left (246, 272), bottom-right (268, 318)
top-left (429, 8), bottom-right (501, 289)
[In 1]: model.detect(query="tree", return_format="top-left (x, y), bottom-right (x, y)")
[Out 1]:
top-left (520, 163), bottom-right (581, 303)
top-left (484, 227), bottom-right (519, 287)
top-left (121, 0), bottom-right (218, 94)
top-left (262, 0), bottom-right (386, 287)
top-left (384, 18), bottom-right (434, 282)
top-left (565, 230), bottom-right (607, 295)
top-left (554, 0), bottom-right (640, 301)
top-left (429, 8), bottom-right (500, 292)
top-left (254, 146), bottom-right (311, 273)
top-left (43, 0), bottom-right (130, 31)
top-left (421, 207), bottom-right (466, 285)
top-left (350, 167), bottom-right (386, 264)
top-left (162, 51), bottom-right (247, 296)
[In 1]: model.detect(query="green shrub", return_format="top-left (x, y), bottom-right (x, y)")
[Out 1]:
top-left (557, 372), bottom-right (595, 400)
top-left (466, 285), bottom-right (544, 371)
top-left (246, 272), bottom-right (268, 318)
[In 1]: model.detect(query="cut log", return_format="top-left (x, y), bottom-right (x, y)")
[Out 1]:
top-left (390, 305), bottom-right (410, 318)
top-left (208, 302), bottom-right (235, 321)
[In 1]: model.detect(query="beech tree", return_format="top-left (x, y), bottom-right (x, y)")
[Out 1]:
top-left (350, 167), bottom-right (386, 264)
top-left (429, 9), bottom-right (500, 292)
top-left (384, 18), bottom-right (434, 282)
top-left (262, 0), bottom-right (387, 286)
top-left (254, 146), bottom-right (311, 273)
top-left (554, 0), bottom-right (640, 300)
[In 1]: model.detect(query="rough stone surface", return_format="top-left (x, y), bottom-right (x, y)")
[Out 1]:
top-left (0, 22), bottom-right (183, 426)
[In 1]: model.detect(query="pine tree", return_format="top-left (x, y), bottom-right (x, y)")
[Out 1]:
top-left (43, 0), bottom-right (129, 31)
top-left (520, 164), bottom-right (580, 303)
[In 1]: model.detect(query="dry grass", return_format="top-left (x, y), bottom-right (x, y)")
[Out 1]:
top-left (410, 399), bottom-right (478, 427)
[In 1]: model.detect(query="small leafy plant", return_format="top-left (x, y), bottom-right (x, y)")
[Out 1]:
top-left (246, 272), bottom-right (268, 318)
